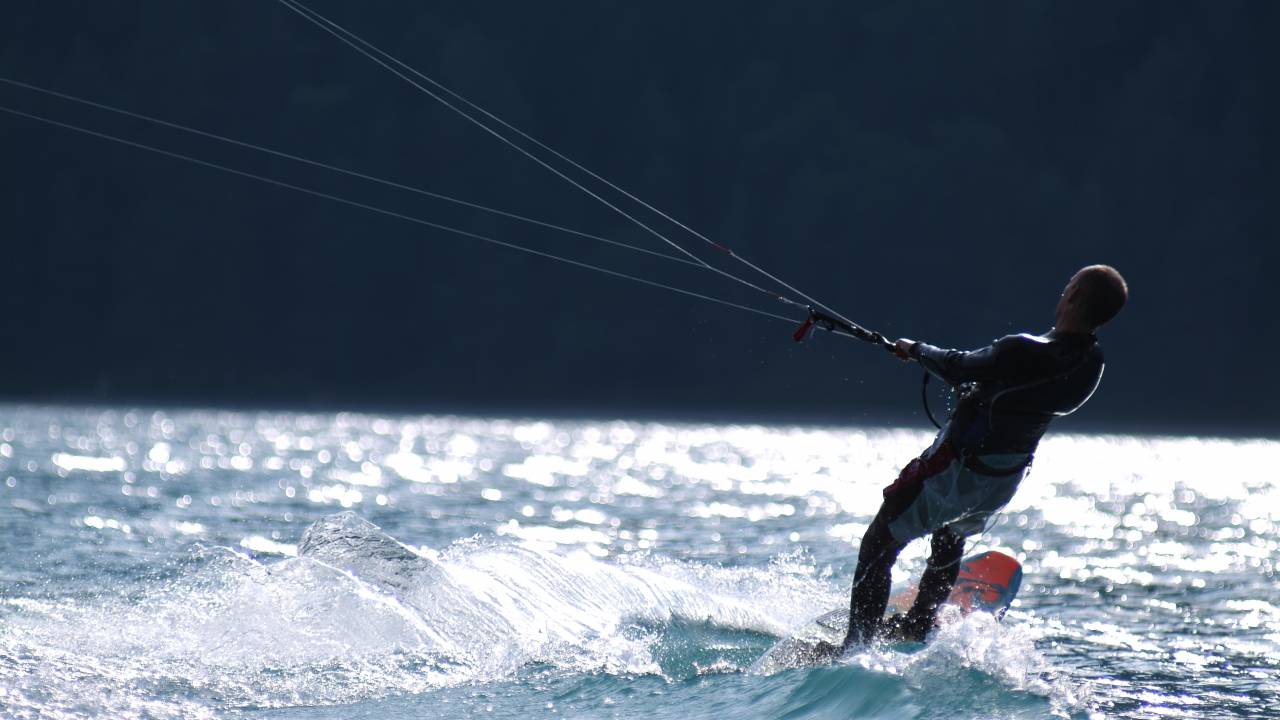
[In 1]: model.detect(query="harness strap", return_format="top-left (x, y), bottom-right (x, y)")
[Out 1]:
top-left (960, 452), bottom-right (1032, 477)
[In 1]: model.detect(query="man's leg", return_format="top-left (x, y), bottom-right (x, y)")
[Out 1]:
top-left (844, 444), bottom-right (958, 648)
top-left (843, 513), bottom-right (906, 647)
top-left (897, 525), bottom-right (965, 641)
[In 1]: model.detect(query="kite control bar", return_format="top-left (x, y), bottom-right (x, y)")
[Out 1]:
top-left (793, 306), bottom-right (935, 425)
top-left (792, 306), bottom-right (901, 357)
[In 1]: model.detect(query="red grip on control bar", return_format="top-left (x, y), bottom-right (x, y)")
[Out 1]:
top-left (793, 317), bottom-right (814, 343)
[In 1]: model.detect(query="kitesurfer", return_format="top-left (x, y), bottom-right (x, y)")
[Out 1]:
top-left (843, 265), bottom-right (1127, 647)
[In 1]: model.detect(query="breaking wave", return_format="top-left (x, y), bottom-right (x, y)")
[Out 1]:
top-left (0, 513), bottom-right (1075, 718)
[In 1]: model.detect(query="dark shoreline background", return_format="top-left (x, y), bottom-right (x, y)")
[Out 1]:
top-left (3, 1), bottom-right (1276, 435)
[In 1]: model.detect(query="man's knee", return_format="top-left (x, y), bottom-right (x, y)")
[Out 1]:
top-left (858, 513), bottom-right (902, 566)
top-left (930, 526), bottom-right (964, 558)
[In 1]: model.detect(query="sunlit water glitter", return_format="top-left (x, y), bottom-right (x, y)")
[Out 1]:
top-left (0, 405), bottom-right (1276, 719)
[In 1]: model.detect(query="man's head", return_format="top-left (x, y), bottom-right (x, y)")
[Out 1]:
top-left (1056, 265), bottom-right (1128, 332)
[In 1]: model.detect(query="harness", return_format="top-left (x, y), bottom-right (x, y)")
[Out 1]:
top-left (937, 341), bottom-right (1100, 476)
top-left (793, 307), bottom-right (1098, 478)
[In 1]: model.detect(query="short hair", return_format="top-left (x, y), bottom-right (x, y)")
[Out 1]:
top-left (1075, 265), bottom-right (1128, 328)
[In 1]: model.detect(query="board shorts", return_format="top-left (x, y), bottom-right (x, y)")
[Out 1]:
top-left (882, 436), bottom-right (1030, 544)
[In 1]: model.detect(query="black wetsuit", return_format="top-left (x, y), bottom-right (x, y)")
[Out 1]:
top-left (844, 330), bottom-right (1104, 646)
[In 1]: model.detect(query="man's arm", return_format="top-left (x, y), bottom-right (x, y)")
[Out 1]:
top-left (894, 337), bottom-right (1012, 386)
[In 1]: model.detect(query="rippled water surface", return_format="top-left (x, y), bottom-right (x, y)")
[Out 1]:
top-left (0, 405), bottom-right (1276, 719)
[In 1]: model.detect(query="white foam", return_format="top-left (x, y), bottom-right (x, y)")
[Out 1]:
top-left (0, 514), bottom-right (836, 711)
top-left (848, 608), bottom-right (1092, 715)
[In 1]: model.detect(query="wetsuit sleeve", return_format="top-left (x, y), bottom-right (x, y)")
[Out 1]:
top-left (910, 338), bottom-right (1013, 386)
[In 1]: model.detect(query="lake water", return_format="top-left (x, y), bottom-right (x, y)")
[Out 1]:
top-left (0, 405), bottom-right (1276, 719)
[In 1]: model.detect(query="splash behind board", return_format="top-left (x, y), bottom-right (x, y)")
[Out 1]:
top-left (751, 550), bottom-right (1022, 673)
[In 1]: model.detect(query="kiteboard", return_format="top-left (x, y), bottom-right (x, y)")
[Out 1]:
top-left (751, 550), bottom-right (1022, 673)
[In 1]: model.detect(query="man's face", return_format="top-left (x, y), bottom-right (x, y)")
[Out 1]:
top-left (1056, 272), bottom-right (1082, 320)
